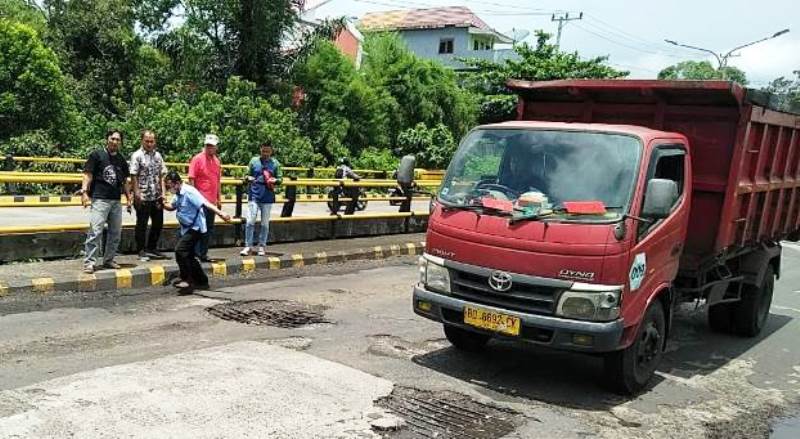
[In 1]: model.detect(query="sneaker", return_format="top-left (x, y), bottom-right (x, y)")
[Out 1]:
top-left (138, 251), bottom-right (150, 262)
top-left (240, 247), bottom-right (251, 256)
top-left (83, 265), bottom-right (94, 274)
top-left (257, 247), bottom-right (266, 256)
top-left (146, 250), bottom-right (167, 260)
top-left (103, 261), bottom-right (121, 270)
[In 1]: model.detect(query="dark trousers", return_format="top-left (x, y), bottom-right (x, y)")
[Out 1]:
top-left (343, 187), bottom-right (359, 215)
top-left (195, 209), bottom-right (216, 258)
top-left (134, 200), bottom-right (164, 253)
top-left (176, 230), bottom-right (208, 286)
top-left (331, 187), bottom-right (359, 215)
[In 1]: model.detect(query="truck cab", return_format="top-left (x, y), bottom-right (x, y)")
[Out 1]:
top-left (412, 80), bottom-right (799, 394)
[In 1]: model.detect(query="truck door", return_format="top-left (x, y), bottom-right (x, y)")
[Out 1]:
top-left (625, 144), bottom-right (690, 321)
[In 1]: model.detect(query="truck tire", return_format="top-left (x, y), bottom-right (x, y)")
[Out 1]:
top-left (708, 303), bottom-right (733, 333)
top-left (604, 299), bottom-right (665, 395)
top-left (444, 325), bottom-right (490, 352)
top-left (732, 266), bottom-right (774, 337)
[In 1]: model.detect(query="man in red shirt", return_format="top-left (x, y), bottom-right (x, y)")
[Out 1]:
top-left (188, 134), bottom-right (223, 262)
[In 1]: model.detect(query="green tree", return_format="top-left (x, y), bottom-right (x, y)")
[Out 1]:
top-left (294, 40), bottom-right (388, 163)
top-left (115, 76), bottom-right (317, 166)
top-left (0, 0), bottom-right (46, 32)
top-left (40, 0), bottom-right (143, 114)
top-left (396, 123), bottom-right (457, 169)
top-left (658, 60), bottom-right (748, 85)
top-left (460, 31), bottom-right (627, 123)
top-left (763, 70), bottom-right (800, 112)
top-left (0, 19), bottom-right (69, 141)
top-left (361, 33), bottom-right (476, 148)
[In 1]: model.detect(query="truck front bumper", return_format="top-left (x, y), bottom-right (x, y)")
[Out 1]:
top-left (413, 285), bottom-right (624, 353)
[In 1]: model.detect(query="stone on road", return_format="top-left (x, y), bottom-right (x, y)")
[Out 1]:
top-left (0, 341), bottom-right (394, 439)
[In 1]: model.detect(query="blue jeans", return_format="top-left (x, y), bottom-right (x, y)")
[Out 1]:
top-left (84, 199), bottom-right (122, 267)
top-left (245, 201), bottom-right (272, 247)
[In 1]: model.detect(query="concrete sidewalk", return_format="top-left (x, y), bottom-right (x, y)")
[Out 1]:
top-left (0, 234), bottom-right (425, 297)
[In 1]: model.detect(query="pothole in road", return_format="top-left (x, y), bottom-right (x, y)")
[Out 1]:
top-left (374, 386), bottom-right (522, 439)
top-left (206, 300), bottom-right (330, 328)
top-left (705, 403), bottom-right (782, 439)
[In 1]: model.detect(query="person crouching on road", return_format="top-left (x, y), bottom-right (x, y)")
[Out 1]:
top-left (241, 141), bottom-right (283, 256)
top-left (80, 129), bottom-right (132, 274)
top-left (163, 171), bottom-right (231, 293)
top-left (130, 130), bottom-right (168, 261)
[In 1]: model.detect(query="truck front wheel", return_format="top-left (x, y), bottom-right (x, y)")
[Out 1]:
top-left (732, 266), bottom-right (774, 337)
top-left (604, 299), bottom-right (665, 395)
top-left (444, 325), bottom-right (490, 352)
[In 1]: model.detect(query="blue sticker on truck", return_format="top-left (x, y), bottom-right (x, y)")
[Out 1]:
top-left (629, 253), bottom-right (647, 291)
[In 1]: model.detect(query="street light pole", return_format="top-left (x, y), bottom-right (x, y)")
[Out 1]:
top-left (664, 29), bottom-right (790, 80)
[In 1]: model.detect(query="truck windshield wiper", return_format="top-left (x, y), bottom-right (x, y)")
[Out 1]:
top-left (438, 198), bottom-right (512, 217)
top-left (509, 205), bottom-right (626, 224)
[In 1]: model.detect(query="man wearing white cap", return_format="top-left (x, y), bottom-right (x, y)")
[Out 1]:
top-left (188, 134), bottom-right (223, 261)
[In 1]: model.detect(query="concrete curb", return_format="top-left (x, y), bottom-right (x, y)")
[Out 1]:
top-left (0, 241), bottom-right (426, 297)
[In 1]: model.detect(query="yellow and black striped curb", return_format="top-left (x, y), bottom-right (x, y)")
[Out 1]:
top-left (0, 242), bottom-right (426, 296)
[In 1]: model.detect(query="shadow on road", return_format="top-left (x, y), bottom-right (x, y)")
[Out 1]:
top-left (412, 309), bottom-right (792, 411)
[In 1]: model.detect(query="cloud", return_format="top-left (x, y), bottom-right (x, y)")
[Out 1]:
top-left (611, 36), bottom-right (799, 84)
top-left (727, 36), bottom-right (800, 85)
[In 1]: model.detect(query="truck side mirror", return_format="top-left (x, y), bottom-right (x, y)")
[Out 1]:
top-left (642, 179), bottom-right (679, 220)
top-left (396, 155), bottom-right (416, 187)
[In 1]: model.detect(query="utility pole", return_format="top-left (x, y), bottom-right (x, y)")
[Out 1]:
top-left (551, 12), bottom-right (583, 50)
top-left (665, 29), bottom-right (789, 79)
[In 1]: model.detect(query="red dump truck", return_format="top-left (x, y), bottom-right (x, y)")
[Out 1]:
top-left (409, 80), bottom-right (800, 394)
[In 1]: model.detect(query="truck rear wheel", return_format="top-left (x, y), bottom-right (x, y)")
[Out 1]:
top-left (444, 325), bottom-right (490, 352)
top-left (604, 299), bottom-right (665, 395)
top-left (708, 303), bottom-right (733, 333)
top-left (732, 266), bottom-right (774, 337)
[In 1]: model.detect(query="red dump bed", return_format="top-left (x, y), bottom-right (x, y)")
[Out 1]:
top-left (508, 79), bottom-right (800, 268)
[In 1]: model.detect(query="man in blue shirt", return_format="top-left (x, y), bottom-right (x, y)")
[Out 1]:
top-left (163, 171), bottom-right (231, 293)
top-left (240, 142), bottom-right (283, 256)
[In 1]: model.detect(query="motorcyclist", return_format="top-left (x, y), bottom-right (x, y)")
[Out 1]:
top-left (331, 158), bottom-right (362, 215)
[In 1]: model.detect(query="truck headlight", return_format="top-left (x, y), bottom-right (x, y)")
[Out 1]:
top-left (556, 284), bottom-right (622, 321)
top-left (419, 254), bottom-right (451, 294)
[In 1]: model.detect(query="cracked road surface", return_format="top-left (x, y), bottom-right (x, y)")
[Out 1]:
top-left (1, 249), bottom-right (799, 438)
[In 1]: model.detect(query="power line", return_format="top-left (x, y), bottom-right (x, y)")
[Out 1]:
top-left (572, 23), bottom-right (704, 60)
top-left (582, 15), bottom-right (704, 58)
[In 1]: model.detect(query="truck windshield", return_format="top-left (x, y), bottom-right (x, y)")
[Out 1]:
top-left (438, 129), bottom-right (642, 220)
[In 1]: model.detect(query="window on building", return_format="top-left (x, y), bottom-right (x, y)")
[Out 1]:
top-left (439, 39), bottom-right (454, 54)
top-left (473, 40), bottom-right (492, 51)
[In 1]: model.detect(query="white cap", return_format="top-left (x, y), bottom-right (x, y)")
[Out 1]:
top-left (204, 134), bottom-right (219, 146)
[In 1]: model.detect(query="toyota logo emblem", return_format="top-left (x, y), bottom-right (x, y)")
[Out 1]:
top-left (488, 271), bottom-right (513, 292)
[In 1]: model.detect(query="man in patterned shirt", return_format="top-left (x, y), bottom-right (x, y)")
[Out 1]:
top-left (130, 130), bottom-right (168, 261)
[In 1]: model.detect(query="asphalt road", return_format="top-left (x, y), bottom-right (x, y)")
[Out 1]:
top-left (1, 248), bottom-right (799, 438)
top-left (0, 200), bottom-right (430, 227)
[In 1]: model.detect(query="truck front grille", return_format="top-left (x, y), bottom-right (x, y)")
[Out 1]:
top-left (449, 268), bottom-right (564, 316)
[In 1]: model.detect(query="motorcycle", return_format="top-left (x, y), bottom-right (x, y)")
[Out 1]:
top-left (327, 186), bottom-right (368, 213)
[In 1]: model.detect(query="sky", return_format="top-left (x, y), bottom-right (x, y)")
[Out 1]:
top-left (307, 0), bottom-right (799, 86)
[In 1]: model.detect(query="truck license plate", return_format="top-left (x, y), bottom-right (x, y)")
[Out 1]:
top-left (463, 306), bottom-right (520, 336)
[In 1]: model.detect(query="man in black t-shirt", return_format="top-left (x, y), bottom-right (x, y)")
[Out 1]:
top-left (79, 129), bottom-right (132, 273)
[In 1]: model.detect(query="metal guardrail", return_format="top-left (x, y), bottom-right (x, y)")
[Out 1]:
top-left (5, 155), bottom-right (444, 180)
top-left (0, 170), bottom-right (439, 230)
top-left (0, 211), bottom-right (430, 235)
top-left (0, 193), bottom-right (431, 208)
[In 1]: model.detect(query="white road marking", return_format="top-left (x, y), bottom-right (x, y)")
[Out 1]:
top-left (0, 341), bottom-right (394, 438)
top-left (773, 305), bottom-right (800, 314)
